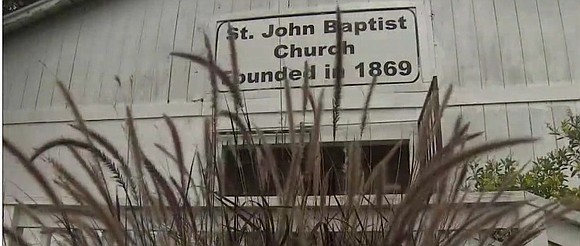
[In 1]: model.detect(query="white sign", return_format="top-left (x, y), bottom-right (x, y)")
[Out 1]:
top-left (215, 8), bottom-right (420, 91)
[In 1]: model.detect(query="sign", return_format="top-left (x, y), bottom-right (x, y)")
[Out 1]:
top-left (215, 8), bottom-right (420, 90)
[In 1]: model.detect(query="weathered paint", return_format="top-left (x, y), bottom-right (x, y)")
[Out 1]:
top-left (2, 0), bottom-right (580, 244)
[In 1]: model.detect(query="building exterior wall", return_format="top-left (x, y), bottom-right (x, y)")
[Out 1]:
top-left (2, 0), bottom-right (580, 244)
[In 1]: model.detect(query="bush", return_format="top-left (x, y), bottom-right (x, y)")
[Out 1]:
top-left (3, 11), bottom-right (577, 246)
top-left (470, 112), bottom-right (580, 201)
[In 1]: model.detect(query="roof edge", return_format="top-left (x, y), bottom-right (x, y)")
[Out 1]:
top-left (2, 0), bottom-right (84, 35)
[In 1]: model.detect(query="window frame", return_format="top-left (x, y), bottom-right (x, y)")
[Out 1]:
top-left (216, 122), bottom-right (416, 200)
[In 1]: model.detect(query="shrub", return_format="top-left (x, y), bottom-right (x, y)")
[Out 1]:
top-left (3, 10), bottom-right (577, 246)
top-left (469, 112), bottom-right (580, 201)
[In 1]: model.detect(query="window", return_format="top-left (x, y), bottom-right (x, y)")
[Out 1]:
top-left (221, 140), bottom-right (410, 196)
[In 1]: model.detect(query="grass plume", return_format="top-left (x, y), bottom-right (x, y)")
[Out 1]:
top-left (3, 10), bottom-right (577, 246)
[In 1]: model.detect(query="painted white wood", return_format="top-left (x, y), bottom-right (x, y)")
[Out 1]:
top-left (506, 103), bottom-right (535, 164)
top-left (35, 14), bottom-right (66, 109)
top-left (81, 3), bottom-right (114, 105)
top-left (546, 219), bottom-right (580, 246)
top-left (514, 0), bottom-right (548, 86)
top-left (2, 120), bottom-right (128, 204)
top-left (20, 22), bottom-right (51, 110)
top-left (449, 84), bottom-right (580, 106)
top-left (494, 0), bottom-right (526, 87)
top-left (151, 0), bottom-right (180, 103)
top-left (559, 0), bottom-right (580, 85)
top-left (2, 206), bottom-right (15, 229)
top-left (549, 101), bottom-right (577, 149)
top-left (2, 60), bottom-right (13, 108)
top-left (432, 0), bottom-right (459, 86)
top-left (215, 0), bottom-right (233, 13)
top-left (186, 0), bottom-right (216, 102)
top-left (460, 105), bottom-right (486, 151)
top-left (3, 0), bottom-right (577, 111)
top-left (133, 0), bottom-right (164, 103)
top-left (5, 27), bottom-right (39, 110)
top-left (287, 0), bottom-right (308, 9)
top-left (484, 104), bottom-right (510, 159)
top-left (169, 0), bottom-right (199, 102)
top-left (115, 0), bottom-right (147, 105)
top-left (525, 227), bottom-right (549, 246)
top-left (473, 0), bottom-right (504, 88)
top-left (20, 228), bottom-right (44, 246)
top-left (50, 8), bottom-right (84, 108)
top-left (3, 30), bottom-right (30, 110)
top-left (536, 0), bottom-right (571, 85)
top-left (97, 0), bottom-right (131, 105)
top-left (134, 117), bottom-right (204, 181)
top-left (528, 102), bottom-right (557, 158)
top-left (440, 106), bottom-right (461, 145)
top-left (269, 0), bottom-right (281, 12)
top-left (235, 0), bottom-right (252, 11)
top-left (452, 0), bottom-right (481, 88)
top-left (251, 0), bottom-right (271, 11)
top-left (68, 4), bottom-right (101, 106)
top-left (4, 85), bottom-right (579, 125)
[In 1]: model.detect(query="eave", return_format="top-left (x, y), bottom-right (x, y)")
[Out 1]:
top-left (2, 0), bottom-right (86, 35)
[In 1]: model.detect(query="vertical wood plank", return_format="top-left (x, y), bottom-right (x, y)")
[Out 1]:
top-left (116, 0), bottom-right (147, 105)
top-left (473, 0), bottom-right (504, 88)
top-left (51, 8), bottom-right (84, 107)
top-left (4, 28), bottom-right (35, 110)
top-left (20, 23), bottom-right (51, 109)
top-left (133, 0), bottom-right (163, 103)
top-left (269, 0), bottom-right (280, 13)
top-left (339, 0), bottom-right (364, 3)
top-left (234, 0), bottom-right (251, 11)
top-left (452, 0), bottom-right (481, 88)
top-left (2, 56), bottom-right (14, 108)
top-left (215, 0), bottom-right (233, 13)
top-left (484, 104), bottom-right (511, 159)
top-left (441, 106), bottom-right (461, 145)
top-left (318, 0), bottom-right (337, 7)
top-left (69, 4), bottom-right (101, 106)
top-left (169, 0), bottom-right (199, 102)
top-left (529, 102), bottom-right (557, 158)
top-left (514, 0), bottom-right (548, 86)
top-left (494, 0), bottom-right (526, 87)
top-left (98, 0), bottom-right (132, 105)
top-left (36, 15), bottom-right (66, 109)
top-left (278, 0), bottom-right (290, 10)
top-left (506, 103), bottom-right (535, 164)
top-left (82, 3), bottom-right (114, 105)
top-left (186, 0), bottom-right (215, 102)
top-left (3, 44), bottom-right (18, 109)
top-left (549, 101), bottom-right (576, 148)
top-left (151, 0), bottom-right (180, 103)
top-left (287, 0), bottom-right (307, 9)
top-left (536, 0), bottom-right (571, 85)
top-left (251, 0), bottom-right (270, 11)
top-left (559, 0), bottom-right (580, 84)
top-left (460, 105), bottom-right (486, 151)
top-left (432, 0), bottom-right (460, 86)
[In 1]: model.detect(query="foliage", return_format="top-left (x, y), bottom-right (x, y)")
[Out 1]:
top-left (470, 112), bottom-right (580, 201)
top-left (3, 10), bottom-right (578, 246)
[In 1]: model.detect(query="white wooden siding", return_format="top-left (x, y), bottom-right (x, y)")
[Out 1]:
top-left (4, 5), bottom-right (580, 245)
top-left (2, 0), bottom-right (580, 203)
top-left (1, 0), bottom-right (578, 156)
top-left (3, 0), bottom-right (577, 111)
